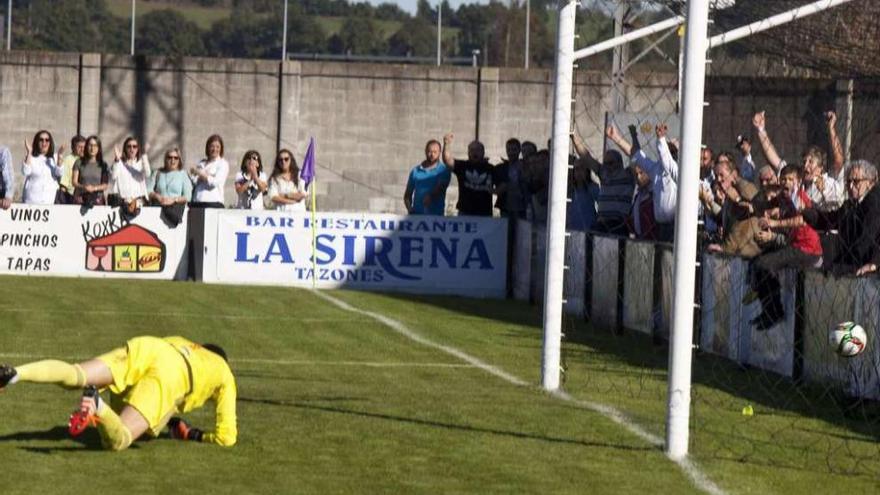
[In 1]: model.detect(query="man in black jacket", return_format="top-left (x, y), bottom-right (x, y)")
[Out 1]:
top-left (815, 160), bottom-right (880, 276)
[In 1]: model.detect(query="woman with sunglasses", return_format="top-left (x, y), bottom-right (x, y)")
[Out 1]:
top-left (233, 150), bottom-right (268, 210)
top-left (190, 134), bottom-right (229, 208)
top-left (267, 149), bottom-right (306, 212)
top-left (110, 136), bottom-right (152, 211)
top-left (71, 136), bottom-right (110, 207)
top-left (22, 130), bottom-right (64, 205)
top-left (150, 148), bottom-right (192, 207)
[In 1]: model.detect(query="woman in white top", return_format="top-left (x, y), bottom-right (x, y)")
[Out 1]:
top-left (111, 136), bottom-right (151, 208)
top-left (190, 134), bottom-right (229, 208)
top-left (22, 130), bottom-right (64, 205)
top-left (267, 149), bottom-right (307, 212)
top-left (234, 150), bottom-right (268, 210)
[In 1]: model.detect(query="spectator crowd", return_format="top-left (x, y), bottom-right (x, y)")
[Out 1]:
top-left (405, 111), bottom-right (880, 330)
top-left (0, 132), bottom-right (310, 223)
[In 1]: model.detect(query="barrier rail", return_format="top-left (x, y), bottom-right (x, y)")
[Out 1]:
top-left (512, 224), bottom-right (880, 400)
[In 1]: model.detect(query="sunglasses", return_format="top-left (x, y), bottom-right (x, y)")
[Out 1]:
top-left (248, 154), bottom-right (260, 160)
top-left (38, 137), bottom-right (50, 143)
top-left (280, 156), bottom-right (291, 162)
top-left (126, 144), bottom-right (139, 149)
top-left (847, 178), bottom-right (869, 185)
top-left (166, 155), bottom-right (180, 160)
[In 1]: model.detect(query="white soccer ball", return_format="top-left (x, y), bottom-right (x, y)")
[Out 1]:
top-left (829, 322), bottom-right (868, 358)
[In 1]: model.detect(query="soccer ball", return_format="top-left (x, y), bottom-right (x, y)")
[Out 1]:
top-left (829, 322), bottom-right (868, 358)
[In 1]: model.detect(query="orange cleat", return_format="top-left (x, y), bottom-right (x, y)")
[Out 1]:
top-left (68, 386), bottom-right (100, 437)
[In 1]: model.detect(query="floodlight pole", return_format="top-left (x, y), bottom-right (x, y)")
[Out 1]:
top-left (282, 0), bottom-right (289, 61)
top-left (524, 0), bottom-right (530, 69)
top-left (436, 1), bottom-right (442, 66)
top-left (130, 0), bottom-right (136, 56)
top-left (5, 0), bottom-right (11, 51)
top-left (611, 2), bottom-right (627, 112)
top-left (541, 0), bottom-right (577, 392)
top-left (665, 0), bottom-right (711, 461)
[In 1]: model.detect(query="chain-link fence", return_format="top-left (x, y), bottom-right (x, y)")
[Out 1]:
top-left (514, 0), bottom-right (880, 486)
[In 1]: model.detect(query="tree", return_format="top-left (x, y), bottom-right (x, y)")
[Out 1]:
top-left (204, 6), bottom-right (325, 59)
top-left (416, 0), bottom-right (434, 22)
top-left (137, 10), bottom-right (206, 57)
top-left (14, 0), bottom-right (128, 54)
top-left (327, 17), bottom-right (386, 55)
top-left (374, 3), bottom-right (409, 22)
top-left (387, 18), bottom-right (435, 57)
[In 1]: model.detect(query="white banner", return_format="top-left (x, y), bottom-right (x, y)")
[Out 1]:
top-left (0, 204), bottom-right (188, 279)
top-left (204, 210), bottom-right (507, 297)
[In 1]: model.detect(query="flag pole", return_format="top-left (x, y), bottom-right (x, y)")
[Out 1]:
top-left (310, 176), bottom-right (317, 289)
top-left (300, 137), bottom-right (317, 289)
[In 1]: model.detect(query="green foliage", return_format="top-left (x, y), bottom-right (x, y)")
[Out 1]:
top-left (14, 0), bottom-right (128, 54)
top-left (137, 9), bottom-right (206, 56)
top-left (327, 16), bottom-right (386, 55)
top-left (7, 0), bottom-right (615, 67)
top-left (387, 18), bottom-right (435, 57)
top-left (204, 6), bottom-right (325, 58)
top-left (373, 2), bottom-right (409, 22)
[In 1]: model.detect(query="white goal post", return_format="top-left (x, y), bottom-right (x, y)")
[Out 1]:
top-left (542, 0), bottom-right (858, 459)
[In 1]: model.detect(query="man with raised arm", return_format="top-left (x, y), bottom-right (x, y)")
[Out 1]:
top-left (752, 110), bottom-right (844, 210)
top-left (571, 128), bottom-right (634, 236)
top-left (441, 133), bottom-right (494, 217)
top-left (606, 123), bottom-right (679, 242)
top-left (0, 335), bottom-right (237, 451)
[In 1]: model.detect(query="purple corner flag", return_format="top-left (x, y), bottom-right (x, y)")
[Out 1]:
top-left (300, 137), bottom-right (316, 189)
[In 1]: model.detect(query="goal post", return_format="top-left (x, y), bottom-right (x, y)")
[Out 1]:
top-left (544, 0), bottom-right (861, 459)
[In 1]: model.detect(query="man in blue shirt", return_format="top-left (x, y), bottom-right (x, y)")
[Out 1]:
top-left (404, 140), bottom-right (451, 215)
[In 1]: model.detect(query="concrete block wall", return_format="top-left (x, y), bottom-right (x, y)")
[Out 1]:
top-left (0, 50), bottom-right (860, 209)
top-left (0, 51), bottom-right (80, 183)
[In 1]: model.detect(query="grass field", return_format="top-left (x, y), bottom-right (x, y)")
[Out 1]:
top-left (0, 276), bottom-right (878, 494)
top-left (106, 0), bottom-right (233, 30)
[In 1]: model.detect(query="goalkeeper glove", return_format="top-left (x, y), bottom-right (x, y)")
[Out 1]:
top-left (168, 417), bottom-right (204, 442)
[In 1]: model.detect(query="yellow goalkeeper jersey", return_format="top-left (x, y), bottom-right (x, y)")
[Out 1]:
top-left (98, 335), bottom-right (238, 446)
top-left (164, 336), bottom-right (238, 446)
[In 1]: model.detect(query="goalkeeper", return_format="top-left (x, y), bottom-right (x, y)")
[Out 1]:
top-left (0, 335), bottom-right (237, 451)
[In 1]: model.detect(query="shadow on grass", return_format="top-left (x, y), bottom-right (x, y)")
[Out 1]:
top-left (0, 425), bottom-right (107, 452)
top-left (344, 291), bottom-right (880, 476)
top-left (240, 396), bottom-right (653, 453)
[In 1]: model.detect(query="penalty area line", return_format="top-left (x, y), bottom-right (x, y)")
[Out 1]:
top-left (311, 289), bottom-right (726, 495)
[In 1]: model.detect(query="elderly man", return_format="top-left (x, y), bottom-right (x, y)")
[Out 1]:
top-left (816, 160), bottom-right (880, 276)
top-left (605, 123), bottom-right (678, 242)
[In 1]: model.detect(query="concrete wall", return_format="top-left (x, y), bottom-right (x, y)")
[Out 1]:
top-left (0, 51), bottom-right (869, 212)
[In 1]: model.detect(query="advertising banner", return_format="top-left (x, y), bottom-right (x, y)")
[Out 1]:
top-left (204, 210), bottom-right (507, 297)
top-left (0, 204), bottom-right (188, 279)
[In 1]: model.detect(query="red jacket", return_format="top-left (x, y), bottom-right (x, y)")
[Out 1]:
top-left (784, 190), bottom-right (822, 256)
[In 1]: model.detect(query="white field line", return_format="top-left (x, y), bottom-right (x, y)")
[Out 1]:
top-left (311, 290), bottom-right (726, 495)
top-left (0, 353), bottom-right (473, 369)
